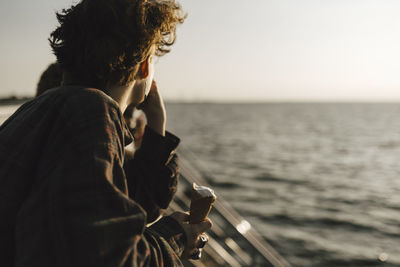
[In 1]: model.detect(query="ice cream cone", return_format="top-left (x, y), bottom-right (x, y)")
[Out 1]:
top-left (189, 183), bottom-right (216, 224)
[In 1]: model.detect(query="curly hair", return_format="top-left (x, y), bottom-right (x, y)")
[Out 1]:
top-left (49, 0), bottom-right (185, 88)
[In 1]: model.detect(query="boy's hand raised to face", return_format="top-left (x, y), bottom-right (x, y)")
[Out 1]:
top-left (137, 80), bottom-right (166, 136)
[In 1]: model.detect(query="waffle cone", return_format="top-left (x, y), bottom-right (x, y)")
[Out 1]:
top-left (189, 184), bottom-right (216, 224)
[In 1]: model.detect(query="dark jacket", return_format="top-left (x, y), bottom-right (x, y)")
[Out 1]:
top-left (0, 86), bottom-right (184, 266)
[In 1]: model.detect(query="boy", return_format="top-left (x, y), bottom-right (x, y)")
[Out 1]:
top-left (0, 0), bottom-right (211, 266)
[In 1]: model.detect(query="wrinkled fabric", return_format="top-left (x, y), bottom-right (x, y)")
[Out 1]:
top-left (0, 86), bottom-right (183, 267)
top-left (125, 126), bottom-right (180, 223)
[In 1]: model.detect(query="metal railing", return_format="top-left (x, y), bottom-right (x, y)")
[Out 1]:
top-left (168, 147), bottom-right (291, 267)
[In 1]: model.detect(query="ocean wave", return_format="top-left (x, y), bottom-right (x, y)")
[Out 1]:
top-left (266, 234), bottom-right (399, 266)
top-left (165, 103), bottom-right (400, 266)
top-left (254, 213), bottom-right (400, 241)
top-left (242, 211), bottom-right (381, 233)
top-left (319, 257), bottom-right (398, 267)
top-left (253, 173), bottom-right (310, 185)
top-left (208, 180), bottom-right (241, 189)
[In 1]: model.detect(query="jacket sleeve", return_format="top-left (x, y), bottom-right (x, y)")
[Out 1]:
top-left (124, 126), bottom-right (180, 223)
top-left (47, 97), bottom-right (185, 267)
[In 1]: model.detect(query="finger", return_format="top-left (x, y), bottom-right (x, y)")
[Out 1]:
top-left (143, 81), bottom-right (161, 104)
top-left (196, 234), bottom-right (208, 249)
top-left (149, 80), bottom-right (157, 92)
top-left (166, 164), bottom-right (179, 179)
top-left (191, 248), bottom-right (202, 260)
top-left (166, 154), bottom-right (178, 172)
top-left (165, 151), bottom-right (178, 166)
top-left (193, 218), bottom-right (212, 234)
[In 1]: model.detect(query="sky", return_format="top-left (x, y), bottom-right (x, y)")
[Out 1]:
top-left (1, 0), bottom-right (400, 102)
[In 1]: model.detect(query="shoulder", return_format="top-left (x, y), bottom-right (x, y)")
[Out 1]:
top-left (39, 86), bottom-right (125, 142)
top-left (36, 86), bottom-right (119, 113)
top-left (44, 86), bottom-right (122, 124)
top-left (58, 86), bottom-right (120, 112)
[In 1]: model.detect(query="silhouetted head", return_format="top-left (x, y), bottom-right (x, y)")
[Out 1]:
top-left (36, 62), bottom-right (63, 96)
top-left (49, 0), bottom-right (185, 90)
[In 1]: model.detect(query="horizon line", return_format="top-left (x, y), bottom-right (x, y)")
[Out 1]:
top-left (1, 95), bottom-right (400, 104)
top-left (164, 99), bottom-right (400, 104)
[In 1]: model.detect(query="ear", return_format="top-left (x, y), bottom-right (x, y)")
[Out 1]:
top-left (138, 56), bottom-right (150, 79)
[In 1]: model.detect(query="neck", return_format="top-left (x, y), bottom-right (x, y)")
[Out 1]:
top-left (62, 71), bottom-right (134, 113)
top-left (106, 81), bottom-right (135, 113)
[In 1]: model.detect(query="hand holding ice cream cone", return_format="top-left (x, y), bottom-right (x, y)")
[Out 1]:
top-left (189, 183), bottom-right (216, 224)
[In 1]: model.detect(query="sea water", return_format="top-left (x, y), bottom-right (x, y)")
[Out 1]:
top-left (165, 103), bottom-right (400, 267)
top-left (2, 102), bottom-right (399, 266)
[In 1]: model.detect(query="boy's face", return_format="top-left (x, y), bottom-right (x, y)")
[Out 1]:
top-left (129, 54), bottom-right (155, 107)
